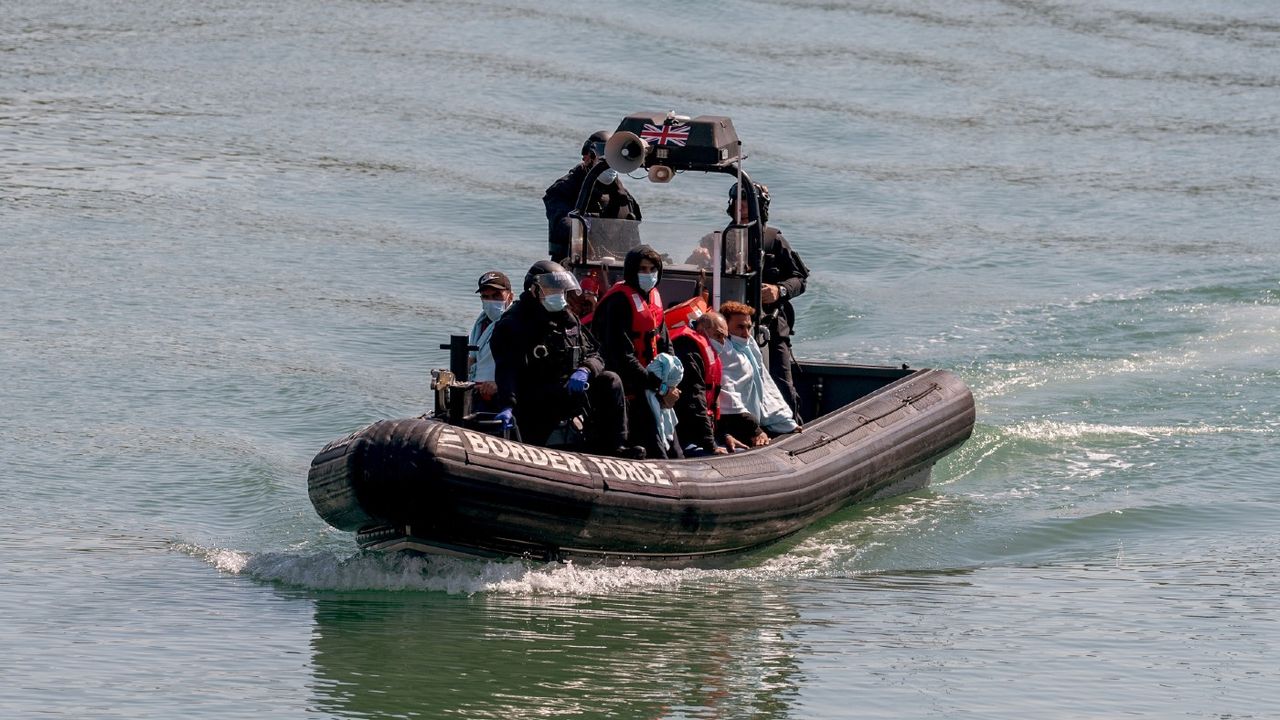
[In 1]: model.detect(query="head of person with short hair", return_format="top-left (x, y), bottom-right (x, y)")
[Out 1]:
top-left (719, 300), bottom-right (755, 340)
top-left (695, 310), bottom-right (728, 346)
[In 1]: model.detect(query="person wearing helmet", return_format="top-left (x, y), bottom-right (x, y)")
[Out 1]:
top-left (591, 245), bottom-right (678, 458)
top-left (489, 260), bottom-right (637, 457)
top-left (725, 181), bottom-right (810, 417)
top-left (542, 130), bottom-right (643, 262)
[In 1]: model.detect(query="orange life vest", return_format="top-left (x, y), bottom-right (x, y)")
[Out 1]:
top-left (597, 281), bottom-right (664, 365)
top-left (663, 295), bottom-right (709, 332)
top-left (669, 325), bottom-right (722, 419)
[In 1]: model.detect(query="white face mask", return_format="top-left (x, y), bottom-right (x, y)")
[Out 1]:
top-left (540, 292), bottom-right (568, 313)
top-left (709, 337), bottom-right (727, 354)
top-left (482, 298), bottom-right (507, 322)
top-left (638, 271), bottom-right (659, 292)
top-left (599, 168), bottom-right (618, 185)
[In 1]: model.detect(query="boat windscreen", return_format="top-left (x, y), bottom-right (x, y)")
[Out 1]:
top-left (580, 218), bottom-right (749, 275)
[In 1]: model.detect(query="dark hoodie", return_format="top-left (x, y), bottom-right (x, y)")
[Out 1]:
top-left (591, 245), bottom-right (670, 394)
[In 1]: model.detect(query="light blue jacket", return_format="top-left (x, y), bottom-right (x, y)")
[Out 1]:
top-left (468, 312), bottom-right (499, 382)
top-left (716, 336), bottom-right (798, 433)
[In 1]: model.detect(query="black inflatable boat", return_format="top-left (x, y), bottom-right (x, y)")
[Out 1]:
top-left (307, 112), bottom-right (976, 565)
top-left (310, 361), bottom-right (973, 564)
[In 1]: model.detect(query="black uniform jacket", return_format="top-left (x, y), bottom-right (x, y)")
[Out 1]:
top-left (543, 164), bottom-right (642, 227)
top-left (757, 226), bottom-right (810, 339)
top-left (490, 291), bottom-right (606, 411)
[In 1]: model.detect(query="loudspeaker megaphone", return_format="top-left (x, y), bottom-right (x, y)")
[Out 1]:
top-left (647, 165), bottom-right (674, 183)
top-left (604, 131), bottom-right (649, 174)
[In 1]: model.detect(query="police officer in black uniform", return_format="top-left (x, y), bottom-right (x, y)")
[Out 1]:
top-left (490, 260), bottom-right (635, 457)
top-left (729, 182), bottom-right (810, 416)
top-left (542, 131), bottom-right (642, 262)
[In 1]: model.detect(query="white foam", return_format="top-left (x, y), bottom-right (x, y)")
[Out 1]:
top-left (973, 350), bottom-right (1204, 400)
top-left (177, 541), bottom-right (849, 596)
top-left (1004, 420), bottom-right (1271, 442)
top-left (174, 494), bottom-right (989, 595)
top-left (1204, 304), bottom-right (1280, 359)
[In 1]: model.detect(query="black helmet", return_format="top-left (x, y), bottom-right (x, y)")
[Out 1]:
top-left (523, 260), bottom-right (580, 295)
top-left (727, 181), bottom-right (770, 223)
top-left (524, 260), bottom-right (564, 291)
top-left (581, 130), bottom-right (611, 158)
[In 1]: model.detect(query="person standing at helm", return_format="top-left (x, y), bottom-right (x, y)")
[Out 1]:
top-left (542, 130), bottom-right (643, 263)
top-left (489, 260), bottom-right (637, 458)
top-left (727, 182), bottom-right (810, 417)
top-left (467, 270), bottom-right (513, 411)
top-left (592, 245), bottom-right (679, 458)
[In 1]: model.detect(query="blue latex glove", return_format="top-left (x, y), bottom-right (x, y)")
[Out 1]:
top-left (566, 368), bottom-right (590, 394)
top-left (494, 407), bottom-right (515, 429)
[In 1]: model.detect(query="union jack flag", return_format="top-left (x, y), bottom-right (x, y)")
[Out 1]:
top-left (640, 122), bottom-right (690, 147)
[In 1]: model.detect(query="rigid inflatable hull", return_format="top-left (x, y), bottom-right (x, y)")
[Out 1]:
top-left (308, 368), bottom-right (975, 564)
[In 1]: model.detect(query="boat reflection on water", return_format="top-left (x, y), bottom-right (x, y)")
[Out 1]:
top-left (307, 582), bottom-right (802, 719)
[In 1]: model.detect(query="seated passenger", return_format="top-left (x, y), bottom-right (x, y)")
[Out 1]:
top-left (592, 245), bottom-right (679, 459)
top-left (715, 301), bottom-right (800, 449)
top-left (490, 261), bottom-right (639, 458)
top-left (667, 303), bottom-right (732, 456)
top-left (567, 269), bottom-right (603, 323)
top-left (644, 351), bottom-right (684, 459)
top-left (467, 270), bottom-right (513, 411)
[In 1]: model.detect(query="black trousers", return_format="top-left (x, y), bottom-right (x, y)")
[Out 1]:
top-left (548, 217), bottom-right (573, 263)
top-left (625, 393), bottom-right (683, 459)
top-left (516, 370), bottom-right (627, 452)
top-left (769, 337), bottom-right (801, 420)
top-left (717, 412), bottom-right (762, 448)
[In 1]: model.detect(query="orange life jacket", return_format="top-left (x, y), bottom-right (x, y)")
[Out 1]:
top-left (669, 324), bottom-right (721, 419)
top-left (597, 281), bottom-right (664, 365)
top-left (663, 295), bottom-right (709, 332)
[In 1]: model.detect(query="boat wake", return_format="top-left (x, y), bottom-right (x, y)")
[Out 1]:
top-left (1004, 420), bottom-right (1272, 442)
top-left (175, 522), bottom-right (897, 595)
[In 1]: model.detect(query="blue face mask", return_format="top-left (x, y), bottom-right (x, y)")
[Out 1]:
top-left (482, 299), bottom-right (508, 322)
top-left (541, 292), bottom-right (568, 313)
top-left (729, 334), bottom-right (751, 349)
top-left (638, 271), bottom-right (659, 292)
top-left (599, 168), bottom-right (618, 185)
